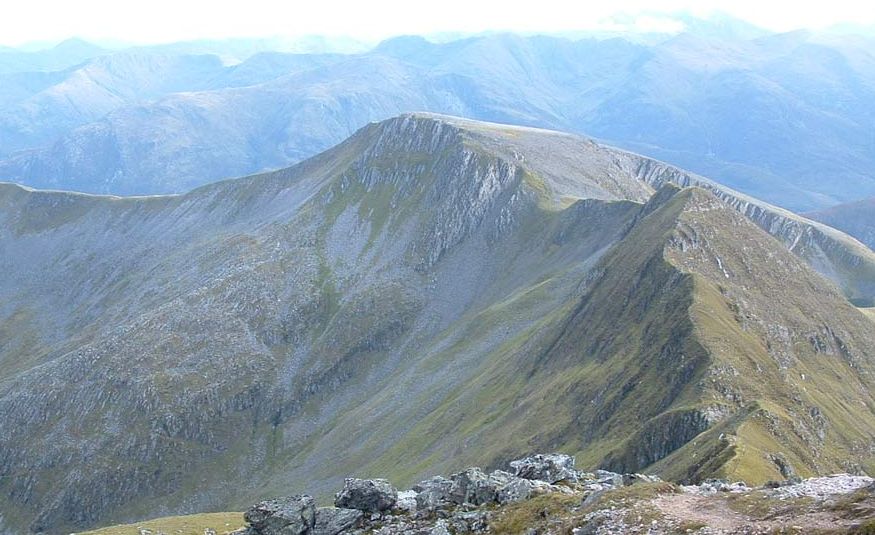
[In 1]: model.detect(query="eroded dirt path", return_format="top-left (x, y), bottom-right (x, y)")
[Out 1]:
top-left (651, 492), bottom-right (861, 534)
top-left (652, 493), bottom-right (749, 531)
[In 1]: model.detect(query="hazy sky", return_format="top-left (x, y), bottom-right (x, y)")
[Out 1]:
top-left (4, 0), bottom-right (875, 46)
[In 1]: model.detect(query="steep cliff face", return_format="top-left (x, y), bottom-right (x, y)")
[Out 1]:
top-left (1, 114), bottom-right (874, 534)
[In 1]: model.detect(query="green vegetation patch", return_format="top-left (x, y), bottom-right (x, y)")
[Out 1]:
top-left (831, 486), bottom-right (875, 521)
top-left (489, 492), bottom-right (583, 535)
top-left (75, 512), bottom-right (244, 535)
top-left (726, 491), bottom-right (814, 521)
top-left (586, 481), bottom-right (681, 511)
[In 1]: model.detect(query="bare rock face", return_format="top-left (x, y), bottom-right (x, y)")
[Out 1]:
top-left (448, 468), bottom-right (500, 506)
top-left (412, 476), bottom-right (455, 510)
top-left (244, 496), bottom-right (316, 535)
top-left (313, 507), bottom-right (365, 535)
top-left (767, 474), bottom-right (874, 500)
top-left (510, 453), bottom-right (579, 484)
top-left (497, 477), bottom-right (539, 504)
top-left (334, 478), bottom-right (398, 513)
top-left (241, 500), bottom-right (364, 535)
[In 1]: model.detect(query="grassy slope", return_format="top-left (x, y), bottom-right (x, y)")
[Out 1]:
top-left (806, 197), bottom-right (875, 251)
top-left (351, 186), bottom-right (875, 487)
top-left (75, 512), bottom-right (243, 535)
top-left (4, 116), bottom-right (875, 533)
top-left (652, 188), bottom-right (875, 483)
top-left (242, 170), bottom-right (646, 500)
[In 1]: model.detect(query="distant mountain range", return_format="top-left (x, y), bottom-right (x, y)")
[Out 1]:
top-left (807, 197), bottom-right (875, 250)
top-left (2, 114), bottom-right (874, 534)
top-left (1, 26), bottom-right (875, 212)
top-left (0, 37), bottom-right (107, 74)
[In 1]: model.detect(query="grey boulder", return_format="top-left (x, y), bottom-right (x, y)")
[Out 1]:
top-left (497, 477), bottom-right (537, 504)
top-left (429, 520), bottom-right (452, 535)
top-left (449, 468), bottom-right (500, 505)
top-left (510, 453), bottom-right (579, 484)
top-left (413, 476), bottom-right (455, 510)
top-left (395, 489), bottom-right (418, 513)
top-left (334, 478), bottom-right (398, 513)
top-left (594, 470), bottom-right (624, 487)
top-left (244, 495), bottom-right (316, 535)
top-left (313, 507), bottom-right (364, 535)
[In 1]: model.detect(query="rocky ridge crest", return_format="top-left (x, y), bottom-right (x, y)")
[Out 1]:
top-left (230, 453), bottom-right (875, 535)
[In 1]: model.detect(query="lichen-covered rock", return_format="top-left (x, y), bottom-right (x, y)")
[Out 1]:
top-left (510, 453), bottom-right (579, 483)
top-left (594, 470), bottom-right (624, 487)
top-left (448, 510), bottom-right (490, 532)
top-left (233, 461), bottom-right (875, 535)
top-left (395, 490), bottom-right (418, 513)
top-left (244, 495), bottom-right (316, 535)
top-left (688, 479), bottom-right (750, 495)
top-left (334, 478), bottom-right (398, 513)
top-left (449, 468), bottom-right (499, 505)
top-left (413, 476), bottom-right (455, 510)
top-left (313, 507), bottom-right (364, 535)
top-left (413, 466), bottom-right (575, 509)
top-left (428, 520), bottom-right (451, 535)
top-left (766, 474), bottom-right (874, 499)
top-left (497, 477), bottom-right (537, 504)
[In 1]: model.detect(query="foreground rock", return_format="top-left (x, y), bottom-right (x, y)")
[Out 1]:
top-left (510, 453), bottom-right (578, 484)
top-left (243, 496), bottom-right (316, 535)
top-left (237, 453), bottom-right (601, 534)
top-left (766, 473), bottom-right (873, 500)
top-left (313, 507), bottom-right (364, 535)
top-left (234, 453), bottom-right (875, 535)
top-left (334, 478), bottom-right (398, 513)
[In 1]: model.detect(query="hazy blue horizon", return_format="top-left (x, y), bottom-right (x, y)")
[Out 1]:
top-left (5, 21), bottom-right (875, 55)
top-left (2, 1), bottom-right (874, 49)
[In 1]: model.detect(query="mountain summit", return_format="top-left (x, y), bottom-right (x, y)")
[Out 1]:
top-left (1, 114), bottom-right (874, 533)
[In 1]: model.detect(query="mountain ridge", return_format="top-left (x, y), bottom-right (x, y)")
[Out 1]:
top-left (2, 31), bottom-right (875, 210)
top-left (1, 114), bottom-right (874, 534)
top-left (4, 111), bottom-right (873, 303)
top-left (806, 197), bottom-right (875, 252)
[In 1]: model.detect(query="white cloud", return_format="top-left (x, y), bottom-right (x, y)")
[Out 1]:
top-left (2, 0), bottom-right (874, 46)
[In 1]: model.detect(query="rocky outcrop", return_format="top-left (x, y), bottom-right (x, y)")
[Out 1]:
top-left (412, 476), bottom-right (455, 510)
top-left (243, 496), bottom-right (316, 535)
top-left (631, 157), bottom-right (875, 304)
top-left (239, 501), bottom-right (364, 535)
top-left (334, 478), bottom-right (398, 513)
top-left (236, 453), bottom-right (639, 535)
top-left (510, 453), bottom-right (579, 484)
top-left (312, 508), bottom-right (364, 535)
top-left (232, 454), bottom-right (875, 535)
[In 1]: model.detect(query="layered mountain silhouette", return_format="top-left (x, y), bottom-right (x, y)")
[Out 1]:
top-left (1, 29), bottom-right (875, 211)
top-left (808, 197), bottom-right (875, 251)
top-left (1, 114), bottom-right (874, 534)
